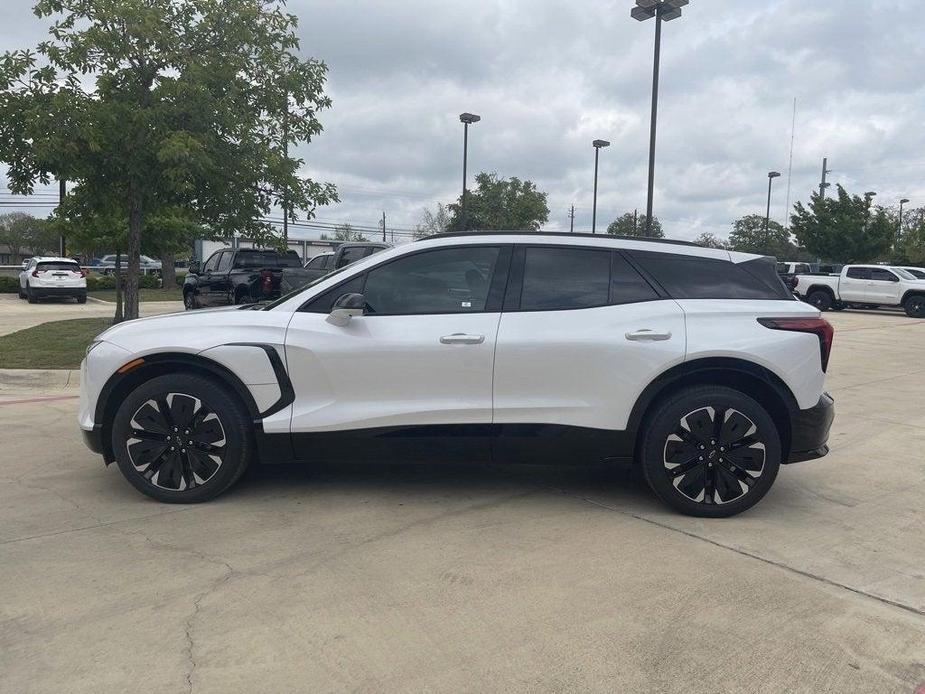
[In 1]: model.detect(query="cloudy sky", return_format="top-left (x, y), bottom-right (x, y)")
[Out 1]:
top-left (3, 0), bottom-right (924, 242)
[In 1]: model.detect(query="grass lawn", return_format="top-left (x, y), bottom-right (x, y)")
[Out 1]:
top-left (0, 317), bottom-right (113, 369)
top-left (89, 287), bottom-right (183, 302)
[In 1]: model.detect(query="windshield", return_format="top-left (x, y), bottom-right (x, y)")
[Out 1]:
top-left (893, 267), bottom-right (916, 280)
top-left (262, 263), bottom-right (355, 310)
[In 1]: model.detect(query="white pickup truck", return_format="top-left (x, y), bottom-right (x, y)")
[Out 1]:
top-left (794, 265), bottom-right (925, 318)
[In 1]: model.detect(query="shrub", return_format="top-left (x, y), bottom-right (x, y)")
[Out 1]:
top-left (0, 276), bottom-right (20, 293)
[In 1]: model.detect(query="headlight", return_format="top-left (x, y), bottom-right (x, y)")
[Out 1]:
top-left (86, 340), bottom-right (103, 356)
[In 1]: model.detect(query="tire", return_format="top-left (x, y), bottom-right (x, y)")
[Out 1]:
top-left (904, 294), bottom-right (925, 319)
top-left (76, 294), bottom-right (87, 304)
top-left (234, 288), bottom-right (252, 305)
top-left (26, 285), bottom-right (37, 304)
top-left (830, 301), bottom-right (845, 311)
top-left (640, 385), bottom-right (782, 518)
top-left (806, 290), bottom-right (833, 311)
top-left (183, 289), bottom-right (199, 310)
top-left (111, 373), bottom-right (254, 503)
top-left (18, 286), bottom-right (26, 299)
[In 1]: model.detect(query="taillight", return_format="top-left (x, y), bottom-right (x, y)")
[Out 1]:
top-left (32, 269), bottom-right (39, 277)
top-left (758, 317), bottom-right (834, 372)
top-left (79, 269), bottom-right (87, 278)
top-left (261, 270), bottom-right (272, 294)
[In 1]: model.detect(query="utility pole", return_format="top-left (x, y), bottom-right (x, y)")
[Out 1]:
top-left (568, 205), bottom-right (575, 233)
top-left (381, 211), bottom-right (386, 242)
top-left (634, 208), bottom-right (638, 235)
top-left (58, 178), bottom-right (66, 257)
top-left (819, 157), bottom-right (831, 199)
top-left (784, 97), bottom-right (796, 230)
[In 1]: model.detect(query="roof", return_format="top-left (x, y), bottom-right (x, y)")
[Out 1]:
top-left (423, 230), bottom-right (701, 248)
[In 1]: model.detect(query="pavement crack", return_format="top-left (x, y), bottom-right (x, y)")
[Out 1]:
top-left (494, 469), bottom-right (925, 620)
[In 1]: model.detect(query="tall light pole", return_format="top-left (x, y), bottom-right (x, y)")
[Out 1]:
top-left (819, 157), bottom-right (831, 199)
top-left (592, 139), bottom-right (610, 233)
top-left (765, 171), bottom-right (781, 248)
top-left (898, 198), bottom-right (910, 250)
top-left (632, 0), bottom-right (689, 237)
top-left (459, 113), bottom-right (481, 230)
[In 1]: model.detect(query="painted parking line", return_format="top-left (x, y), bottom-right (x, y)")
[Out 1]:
top-left (0, 395), bottom-right (80, 406)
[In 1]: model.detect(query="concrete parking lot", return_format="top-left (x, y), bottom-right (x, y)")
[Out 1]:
top-left (1, 310), bottom-right (923, 693)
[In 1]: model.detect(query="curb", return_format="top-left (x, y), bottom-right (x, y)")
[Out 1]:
top-left (0, 368), bottom-right (80, 393)
top-left (85, 296), bottom-right (113, 305)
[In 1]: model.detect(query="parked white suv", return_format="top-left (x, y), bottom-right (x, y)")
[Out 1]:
top-left (79, 232), bottom-right (835, 517)
top-left (19, 256), bottom-right (87, 303)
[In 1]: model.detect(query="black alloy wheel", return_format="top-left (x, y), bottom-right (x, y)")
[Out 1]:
top-left (641, 385), bottom-right (781, 518)
top-left (806, 290), bottom-right (832, 311)
top-left (183, 290), bottom-right (198, 310)
top-left (905, 295), bottom-right (925, 319)
top-left (112, 374), bottom-right (252, 502)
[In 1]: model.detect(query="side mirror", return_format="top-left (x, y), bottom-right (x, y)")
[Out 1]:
top-left (188, 261), bottom-right (201, 275)
top-left (326, 292), bottom-right (366, 326)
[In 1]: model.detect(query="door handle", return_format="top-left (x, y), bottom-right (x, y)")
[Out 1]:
top-left (440, 333), bottom-right (485, 345)
top-left (625, 329), bottom-right (672, 342)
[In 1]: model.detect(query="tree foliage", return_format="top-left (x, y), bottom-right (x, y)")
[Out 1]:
top-left (0, 0), bottom-right (337, 318)
top-left (0, 212), bottom-right (58, 257)
top-left (329, 224), bottom-right (368, 242)
top-left (727, 214), bottom-right (799, 258)
top-left (894, 206), bottom-right (925, 265)
top-left (447, 173), bottom-right (549, 231)
top-left (414, 203), bottom-right (451, 239)
top-left (790, 185), bottom-right (894, 263)
top-left (692, 232), bottom-right (728, 249)
top-left (606, 212), bottom-right (663, 239)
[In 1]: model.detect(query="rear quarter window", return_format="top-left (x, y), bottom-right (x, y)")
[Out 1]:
top-left (627, 251), bottom-right (792, 300)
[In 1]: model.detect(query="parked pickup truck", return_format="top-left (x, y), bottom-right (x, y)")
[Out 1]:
top-left (183, 247), bottom-right (302, 309)
top-left (279, 242), bottom-right (389, 294)
top-left (794, 265), bottom-right (925, 318)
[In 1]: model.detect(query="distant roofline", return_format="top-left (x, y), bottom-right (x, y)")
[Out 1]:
top-left (421, 230), bottom-right (701, 248)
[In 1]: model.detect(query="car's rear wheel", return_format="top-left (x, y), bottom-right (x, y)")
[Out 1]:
top-left (18, 285), bottom-right (26, 299)
top-left (111, 373), bottom-right (253, 503)
top-left (640, 385), bottom-right (781, 518)
top-left (806, 290), bottom-right (832, 311)
top-left (26, 285), bottom-right (37, 304)
top-left (76, 294), bottom-right (87, 304)
top-left (904, 294), bottom-right (925, 319)
top-left (183, 289), bottom-right (199, 310)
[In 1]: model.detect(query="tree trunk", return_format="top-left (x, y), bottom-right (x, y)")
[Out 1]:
top-left (124, 181), bottom-right (143, 320)
top-left (114, 250), bottom-right (124, 323)
top-left (160, 252), bottom-right (176, 291)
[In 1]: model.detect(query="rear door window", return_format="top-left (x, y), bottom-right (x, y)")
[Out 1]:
top-left (337, 246), bottom-right (368, 268)
top-left (520, 247), bottom-right (611, 311)
top-left (846, 267), bottom-right (871, 280)
top-left (870, 268), bottom-right (898, 282)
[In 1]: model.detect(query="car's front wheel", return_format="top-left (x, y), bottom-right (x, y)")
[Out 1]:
top-left (183, 289), bottom-right (199, 310)
top-left (111, 373), bottom-right (254, 503)
top-left (805, 290), bottom-right (832, 311)
top-left (640, 385), bottom-right (781, 518)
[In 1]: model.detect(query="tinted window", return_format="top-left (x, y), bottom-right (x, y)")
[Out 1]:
top-left (795, 264), bottom-right (811, 274)
top-left (217, 251), bottom-right (233, 272)
top-left (846, 267), bottom-right (871, 280)
top-left (610, 254), bottom-right (659, 304)
top-left (337, 246), bottom-right (368, 268)
top-left (305, 254), bottom-right (330, 269)
top-left (301, 274), bottom-right (366, 313)
top-left (629, 251), bottom-right (792, 300)
top-left (520, 247), bottom-right (611, 310)
top-left (202, 251), bottom-right (222, 273)
top-left (364, 246), bottom-right (501, 315)
top-left (870, 268), bottom-right (897, 282)
top-left (234, 251), bottom-right (301, 268)
top-left (37, 261), bottom-right (80, 272)
top-left (907, 269), bottom-right (925, 279)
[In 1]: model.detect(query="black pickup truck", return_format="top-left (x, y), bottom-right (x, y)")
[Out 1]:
top-left (183, 248), bottom-right (303, 309)
top-left (279, 242), bottom-right (390, 294)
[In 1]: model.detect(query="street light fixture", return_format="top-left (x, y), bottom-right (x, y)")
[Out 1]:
top-left (632, 0), bottom-right (690, 236)
top-left (592, 139), bottom-right (611, 233)
top-left (459, 112), bottom-right (481, 230)
top-left (765, 171), bottom-right (781, 247)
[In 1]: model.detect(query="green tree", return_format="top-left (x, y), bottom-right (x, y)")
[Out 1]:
top-left (692, 232), bottom-right (727, 249)
top-left (331, 224), bottom-right (369, 242)
top-left (447, 173), bottom-right (549, 231)
top-left (0, 0), bottom-right (337, 319)
top-left (0, 212), bottom-right (57, 257)
top-left (606, 212), bottom-right (663, 239)
top-left (413, 203), bottom-right (451, 239)
top-left (728, 215), bottom-right (799, 258)
top-left (790, 185), bottom-right (894, 263)
top-left (894, 206), bottom-right (925, 265)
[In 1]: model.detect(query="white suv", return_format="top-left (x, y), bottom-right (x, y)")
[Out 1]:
top-left (79, 232), bottom-right (835, 517)
top-left (19, 256), bottom-right (87, 303)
